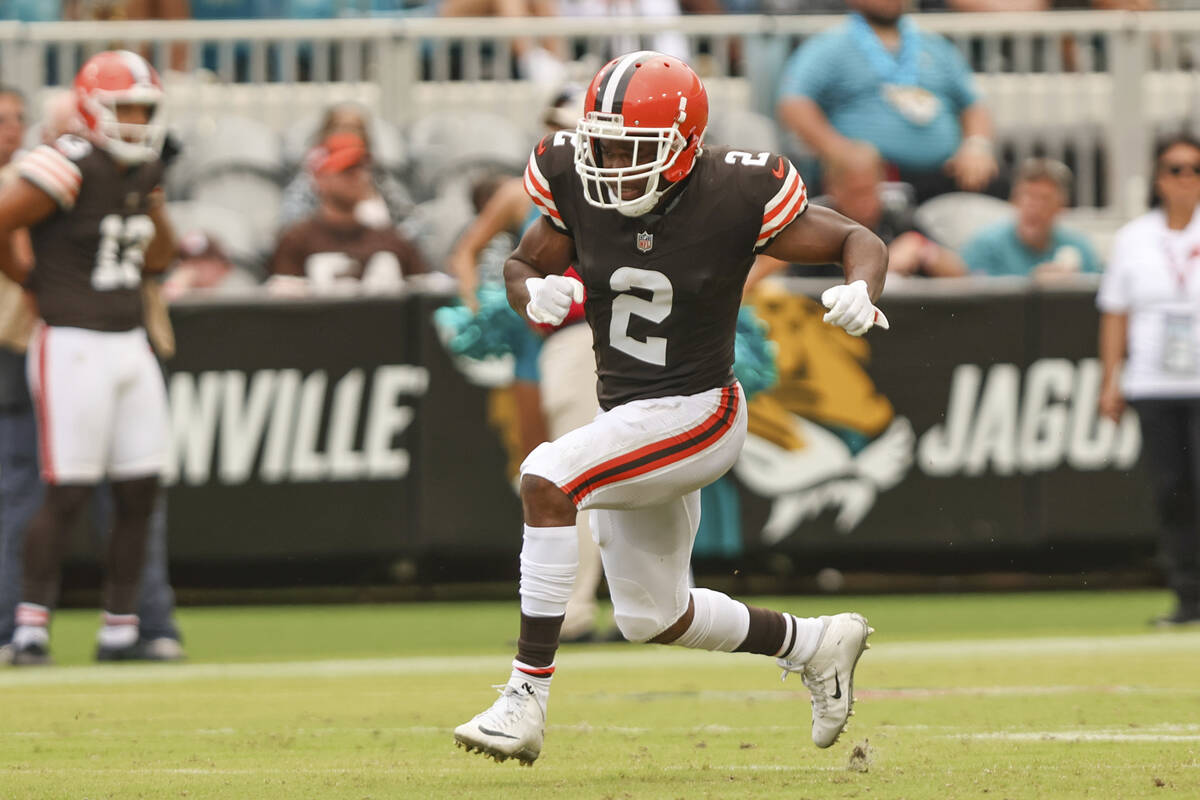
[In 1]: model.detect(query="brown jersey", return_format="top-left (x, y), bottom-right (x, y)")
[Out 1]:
top-left (271, 216), bottom-right (428, 291)
top-left (525, 136), bottom-right (808, 409)
top-left (19, 136), bottom-right (164, 332)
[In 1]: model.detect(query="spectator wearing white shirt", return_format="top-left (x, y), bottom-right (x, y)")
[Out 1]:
top-left (1098, 133), bottom-right (1200, 627)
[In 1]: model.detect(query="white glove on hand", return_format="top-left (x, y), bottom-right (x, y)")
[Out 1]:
top-left (525, 274), bottom-right (584, 326)
top-left (820, 279), bottom-right (890, 337)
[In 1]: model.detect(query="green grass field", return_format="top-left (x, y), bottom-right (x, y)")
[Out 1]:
top-left (2, 590), bottom-right (1198, 799)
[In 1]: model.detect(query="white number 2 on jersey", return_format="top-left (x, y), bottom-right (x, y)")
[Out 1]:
top-left (609, 267), bottom-right (672, 366)
top-left (92, 213), bottom-right (154, 291)
top-left (724, 150), bottom-right (770, 167)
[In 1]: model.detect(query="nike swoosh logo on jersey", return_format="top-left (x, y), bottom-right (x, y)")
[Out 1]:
top-left (772, 157), bottom-right (786, 179)
top-left (478, 726), bottom-right (520, 739)
top-left (537, 137), bottom-right (548, 156)
top-left (831, 670), bottom-right (842, 700)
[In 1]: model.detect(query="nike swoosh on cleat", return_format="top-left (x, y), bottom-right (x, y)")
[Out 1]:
top-left (477, 726), bottom-right (520, 740)
top-left (831, 670), bottom-right (842, 700)
top-left (771, 156), bottom-right (786, 179)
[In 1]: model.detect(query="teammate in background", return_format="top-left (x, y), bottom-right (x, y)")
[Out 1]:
top-left (0, 51), bottom-right (176, 665)
top-left (0, 88), bottom-right (185, 665)
top-left (455, 52), bottom-right (887, 765)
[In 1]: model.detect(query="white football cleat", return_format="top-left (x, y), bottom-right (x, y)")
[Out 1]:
top-left (454, 678), bottom-right (546, 766)
top-left (778, 612), bottom-right (872, 748)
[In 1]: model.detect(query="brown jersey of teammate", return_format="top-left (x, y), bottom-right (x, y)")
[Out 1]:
top-left (271, 216), bottom-right (428, 289)
top-left (17, 135), bottom-right (164, 332)
top-left (525, 134), bottom-right (807, 409)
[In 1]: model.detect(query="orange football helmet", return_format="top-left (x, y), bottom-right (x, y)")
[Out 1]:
top-left (74, 50), bottom-right (165, 165)
top-left (574, 50), bottom-right (708, 217)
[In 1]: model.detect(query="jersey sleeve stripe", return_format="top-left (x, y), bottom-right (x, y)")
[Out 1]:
top-left (524, 171), bottom-right (564, 222)
top-left (525, 153), bottom-right (555, 204)
top-left (18, 146), bottom-right (82, 209)
top-left (756, 185), bottom-right (808, 246)
top-left (524, 155), bottom-right (567, 230)
top-left (761, 168), bottom-right (802, 225)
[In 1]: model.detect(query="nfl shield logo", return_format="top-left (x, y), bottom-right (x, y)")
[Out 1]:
top-left (636, 231), bottom-right (653, 253)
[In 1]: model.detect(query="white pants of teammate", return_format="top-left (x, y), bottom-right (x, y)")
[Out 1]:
top-left (27, 324), bottom-right (169, 485)
top-left (537, 322), bottom-right (603, 638)
top-left (521, 382), bottom-right (748, 643)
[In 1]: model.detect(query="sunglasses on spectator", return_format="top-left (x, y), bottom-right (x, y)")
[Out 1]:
top-left (1160, 163), bottom-right (1200, 176)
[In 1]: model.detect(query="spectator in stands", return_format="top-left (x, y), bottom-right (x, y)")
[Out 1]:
top-left (162, 230), bottom-right (259, 301)
top-left (776, 0), bottom-right (998, 201)
top-left (63, 1), bottom-right (191, 71)
top-left (1098, 133), bottom-right (1200, 627)
top-left (819, 142), bottom-right (965, 277)
top-left (279, 102), bottom-right (413, 231)
top-left (268, 132), bottom-right (428, 296)
top-left (961, 157), bottom-right (1100, 280)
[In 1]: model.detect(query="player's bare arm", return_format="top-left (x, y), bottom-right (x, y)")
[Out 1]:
top-left (761, 204), bottom-right (888, 301)
top-left (503, 215), bottom-right (576, 319)
top-left (143, 188), bottom-right (176, 274)
top-left (0, 179), bottom-right (58, 284)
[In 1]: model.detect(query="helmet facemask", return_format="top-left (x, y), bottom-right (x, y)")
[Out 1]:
top-left (574, 108), bottom-right (695, 218)
top-left (80, 87), bottom-right (165, 166)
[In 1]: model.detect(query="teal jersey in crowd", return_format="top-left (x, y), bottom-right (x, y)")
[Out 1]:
top-left (777, 13), bottom-right (978, 171)
top-left (962, 220), bottom-right (1102, 277)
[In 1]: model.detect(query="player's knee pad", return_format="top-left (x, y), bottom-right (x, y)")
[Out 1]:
top-left (670, 588), bottom-right (750, 652)
top-left (518, 524), bottom-right (578, 617)
top-left (608, 576), bottom-right (688, 643)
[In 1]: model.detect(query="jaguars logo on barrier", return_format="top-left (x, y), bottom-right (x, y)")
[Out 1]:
top-left (733, 284), bottom-right (915, 544)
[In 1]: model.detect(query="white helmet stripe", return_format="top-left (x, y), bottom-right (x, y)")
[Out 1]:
top-left (599, 50), bottom-right (656, 113)
top-left (118, 49), bottom-right (153, 86)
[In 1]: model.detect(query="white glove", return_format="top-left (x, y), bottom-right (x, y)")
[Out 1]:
top-left (820, 279), bottom-right (890, 337)
top-left (525, 274), bottom-right (584, 326)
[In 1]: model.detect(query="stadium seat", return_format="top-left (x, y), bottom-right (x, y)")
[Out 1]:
top-left (166, 200), bottom-right (261, 270)
top-left (406, 110), bottom-right (530, 201)
top-left (704, 109), bottom-right (783, 154)
top-left (191, 173), bottom-right (283, 258)
top-left (181, 114), bottom-right (284, 181)
top-left (403, 174), bottom-right (480, 271)
top-left (913, 192), bottom-right (1015, 253)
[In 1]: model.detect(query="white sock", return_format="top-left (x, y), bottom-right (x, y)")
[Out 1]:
top-left (777, 614), bottom-right (828, 664)
top-left (97, 612), bottom-right (139, 649)
top-left (519, 524), bottom-right (578, 618)
top-left (511, 659), bottom-right (553, 711)
top-left (671, 588), bottom-right (751, 652)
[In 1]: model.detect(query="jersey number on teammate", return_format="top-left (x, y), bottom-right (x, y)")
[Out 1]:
top-left (92, 213), bottom-right (153, 291)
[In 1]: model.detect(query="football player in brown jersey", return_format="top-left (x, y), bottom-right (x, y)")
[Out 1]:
top-left (0, 50), bottom-right (176, 665)
top-left (455, 52), bottom-right (889, 765)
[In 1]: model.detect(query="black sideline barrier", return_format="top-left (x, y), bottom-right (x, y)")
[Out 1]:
top-left (161, 280), bottom-right (1155, 575)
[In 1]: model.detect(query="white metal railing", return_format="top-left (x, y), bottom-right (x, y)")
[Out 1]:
top-left (1, 12), bottom-right (1198, 218)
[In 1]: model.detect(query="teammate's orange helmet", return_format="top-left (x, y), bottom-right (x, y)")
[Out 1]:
top-left (575, 50), bottom-right (709, 217)
top-left (74, 50), bottom-right (165, 165)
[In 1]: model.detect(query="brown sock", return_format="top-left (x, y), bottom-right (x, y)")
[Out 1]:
top-left (734, 605), bottom-right (791, 657)
top-left (516, 613), bottom-right (564, 668)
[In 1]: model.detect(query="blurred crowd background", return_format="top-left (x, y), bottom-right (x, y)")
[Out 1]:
top-left (0, 1), bottom-right (1194, 300)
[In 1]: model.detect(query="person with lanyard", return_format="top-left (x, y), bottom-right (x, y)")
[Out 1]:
top-left (776, 0), bottom-right (998, 202)
top-left (1099, 133), bottom-right (1200, 627)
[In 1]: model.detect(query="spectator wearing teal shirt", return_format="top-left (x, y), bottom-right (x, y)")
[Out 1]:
top-left (962, 157), bottom-right (1102, 280)
top-left (776, 0), bottom-right (998, 201)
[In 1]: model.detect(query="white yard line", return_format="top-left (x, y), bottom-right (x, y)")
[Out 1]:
top-left (0, 631), bottom-right (1197, 688)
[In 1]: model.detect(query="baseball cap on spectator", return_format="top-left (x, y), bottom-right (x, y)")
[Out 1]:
top-left (308, 132), bottom-right (368, 176)
top-left (177, 229), bottom-right (228, 263)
